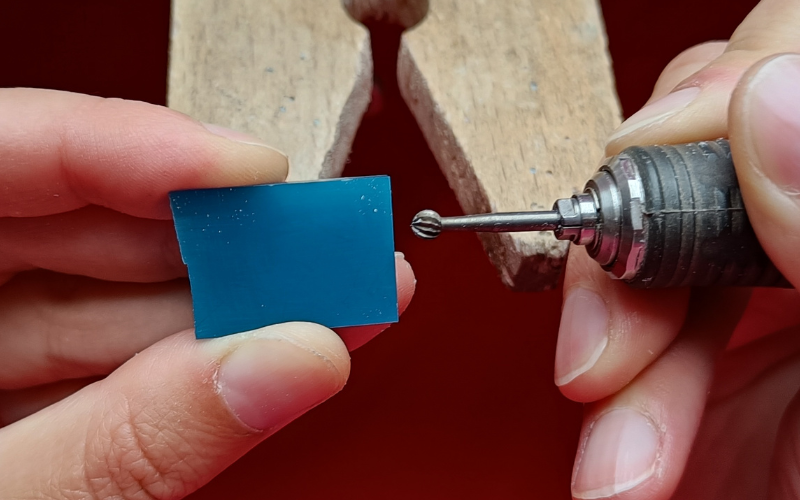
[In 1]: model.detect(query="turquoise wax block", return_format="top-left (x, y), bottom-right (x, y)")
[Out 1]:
top-left (169, 176), bottom-right (398, 339)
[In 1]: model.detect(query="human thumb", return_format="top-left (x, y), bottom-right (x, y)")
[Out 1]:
top-left (729, 53), bottom-right (800, 288)
top-left (0, 323), bottom-right (349, 499)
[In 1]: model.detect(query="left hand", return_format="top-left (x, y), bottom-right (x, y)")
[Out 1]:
top-left (0, 88), bottom-right (415, 498)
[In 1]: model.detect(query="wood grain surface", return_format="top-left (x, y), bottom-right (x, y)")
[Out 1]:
top-left (169, 0), bottom-right (621, 290)
top-left (168, 0), bottom-right (372, 181)
top-left (398, 0), bottom-right (621, 290)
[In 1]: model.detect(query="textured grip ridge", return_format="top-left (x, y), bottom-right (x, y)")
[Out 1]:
top-left (622, 139), bottom-right (787, 288)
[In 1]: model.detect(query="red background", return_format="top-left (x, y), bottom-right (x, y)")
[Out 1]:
top-left (0, 1), bottom-right (759, 498)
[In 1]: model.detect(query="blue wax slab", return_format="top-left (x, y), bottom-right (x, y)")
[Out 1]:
top-left (169, 176), bottom-right (398, 339)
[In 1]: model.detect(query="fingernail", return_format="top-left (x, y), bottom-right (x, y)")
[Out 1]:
top-left (745, 54), bottom-right (800, 191)
top-left (573, 408), bottom-right (660, 499)
top-left (555, 288), bottom-right (609, 386)
top-left (217, 337), bottom-right (344, 431)
top-left (202, 122), bottom-right (289, 158)
top-left (608, 87), bottom-right (701, 142)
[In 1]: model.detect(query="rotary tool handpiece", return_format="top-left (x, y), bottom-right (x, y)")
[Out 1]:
top-left (411, 139), bottom-right (788, 288)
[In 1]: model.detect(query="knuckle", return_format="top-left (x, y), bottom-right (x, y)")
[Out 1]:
top-left (82, 395), bottom-right (209, 500)
top-left (674, 41), bottom-right (729, 66)
top-left (653, 42), bottom-right (729, 97)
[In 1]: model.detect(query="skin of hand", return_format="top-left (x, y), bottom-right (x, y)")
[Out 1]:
top-left (555, 1), bottom-right (800, 499)
top-left (0, 88), bottom-right (416, 499)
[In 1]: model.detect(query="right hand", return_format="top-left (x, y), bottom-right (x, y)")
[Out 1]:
top-left (555, 1), bottom-right (800, 498)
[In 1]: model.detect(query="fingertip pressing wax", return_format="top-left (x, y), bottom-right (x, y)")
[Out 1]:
top-left (170, 176), bottom-right (398, 339)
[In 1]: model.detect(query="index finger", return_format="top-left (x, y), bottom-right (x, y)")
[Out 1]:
top-left (1, 88), bottom-right (288, 220)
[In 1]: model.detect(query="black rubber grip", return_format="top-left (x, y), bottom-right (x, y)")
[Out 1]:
top-left (623, 139), bottom-right (787, 288)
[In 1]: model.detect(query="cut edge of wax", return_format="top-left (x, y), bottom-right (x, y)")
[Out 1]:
top-left (169, 176), bottom-right (399, 339)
